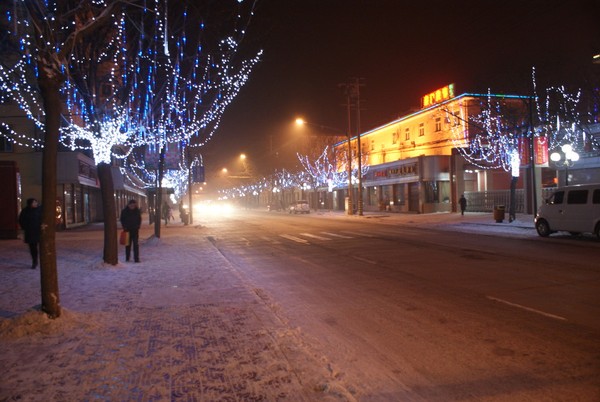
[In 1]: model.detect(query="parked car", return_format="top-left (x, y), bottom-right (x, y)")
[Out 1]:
top-left (289, 200), bottom-right (310, 214)
top-left (534, 184), bottom-right (600, 238)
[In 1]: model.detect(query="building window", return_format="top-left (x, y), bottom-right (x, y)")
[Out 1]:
top-left (392, 131), bottom-right (398, 144)
top-left (419, 123), bottom-right (425, 137)
top-left (368, 186), bottom-right (378, 206)
top-left (404, 127), bottom-right (410, 141)
top-left (424, 181), bottom-right (449, 203)
top-left (0, 136), bottom-right (13, 152)
top-left (371, 140), bottom-right (375, 151)
top-left (435, 117), bottom-right (442, 132)
top-left (424, 181), bottom-right (439, 203)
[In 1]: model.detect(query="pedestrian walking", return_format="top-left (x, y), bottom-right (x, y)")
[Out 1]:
top-left (459, 194), bottom-right (467, 215)
top-left (162, 202), bottom-right (171, 226)
top-left (18, 198), bottom-right (42, 269)
top-left (178, 201), bottom-right (189, 225)
top-left (120, 199), bottom-right (142, 262)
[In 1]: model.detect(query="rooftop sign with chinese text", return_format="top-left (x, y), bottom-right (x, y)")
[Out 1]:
top-left (421, 84), bottom-right (455, 109)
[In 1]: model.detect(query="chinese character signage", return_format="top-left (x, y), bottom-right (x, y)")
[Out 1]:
top-left (421, 84), bottom-right (455, 108)
top-left (519, 137), bottom-right (548, 167)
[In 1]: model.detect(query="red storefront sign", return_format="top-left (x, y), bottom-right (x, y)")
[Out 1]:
top-left (519, 137), bottom-right (548, 167)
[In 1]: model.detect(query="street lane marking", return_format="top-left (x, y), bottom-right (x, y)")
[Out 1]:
top-left (260, 236), bottom-right (281, 244)
top-left (300, 233), bottom-right (331, 241)
top-left (341, 231), bottom-right (374, 238)
top-left (486, 296), bottom-right (567, 321)
top-left (279, 234), bottom-right (310, 244)
top-left (321, 232), bottom-right (353, 239)
top-left (352, 255), bottom-right (378, 265)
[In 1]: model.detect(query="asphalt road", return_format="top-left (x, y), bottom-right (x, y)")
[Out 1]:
top-left (201, 210), bottom-right (600, 401)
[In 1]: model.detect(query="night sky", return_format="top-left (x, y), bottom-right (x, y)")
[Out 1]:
top-left (202, 0), bottom-right (599, 179)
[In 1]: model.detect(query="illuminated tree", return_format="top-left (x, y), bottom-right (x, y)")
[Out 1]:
top-left (298, 146), bottom-right (346, 201)
top-left (1, 0), bottom-right (261, 317)
top-left (0, 0), bottom-right (128, 318)
top-left (447, 70), bottom-right (598, 174)
top-left (2, 0), bottom-right (261, 264)
top-left (445, 69), bottom-right (598, 219)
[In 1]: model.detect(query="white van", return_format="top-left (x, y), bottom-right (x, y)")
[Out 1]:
top-left (535, 184), bottom-right (600, 238)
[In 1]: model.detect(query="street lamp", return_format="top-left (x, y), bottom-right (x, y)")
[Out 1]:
top-left (295, 117), bottom-right (354, 215)
top-left (239, 153), bottom-right (252, 178)
top-left (550, 144), bottom-right (579, 186)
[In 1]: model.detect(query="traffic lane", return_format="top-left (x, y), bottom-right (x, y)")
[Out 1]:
top-left (207, 216), bottom-right (600, 400)
top-left (320, 224), bottom-right (600, 332)
top-left (231, 212), bottom-right (599, 331)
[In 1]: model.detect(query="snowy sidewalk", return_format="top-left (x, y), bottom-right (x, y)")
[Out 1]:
top-left (0, 223), bottom-right (339, 401)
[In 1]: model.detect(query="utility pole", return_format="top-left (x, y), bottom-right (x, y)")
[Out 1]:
top-left (353, 77), bottom-right (365, 216)
top-left (340, 78), bottom-right (365, 215)
top-left (342, 86), bottom-right (354, 215)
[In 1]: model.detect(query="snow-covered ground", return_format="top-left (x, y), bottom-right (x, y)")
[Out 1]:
top-left (0, 212), bottom-right (538, 401)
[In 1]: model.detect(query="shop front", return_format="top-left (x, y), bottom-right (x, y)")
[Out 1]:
top-left (361, 155), bottom-right (451, 214)
top-left (57, 152), bottom-right (102, 229)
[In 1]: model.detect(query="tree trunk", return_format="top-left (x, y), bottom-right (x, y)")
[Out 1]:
top-left (509, 176), bottom-right (518, 222)
top-left (154, 146), bottom-right (166, 238)
top-left (97, 163), bottom-right (118, 265)
top-left (38, 70), bottom-right (62, 318)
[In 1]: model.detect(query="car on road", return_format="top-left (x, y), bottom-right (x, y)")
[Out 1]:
top-left (535, 184), bottom-right (600, 238)
top-left (289, 200), bottom-right (310, 214)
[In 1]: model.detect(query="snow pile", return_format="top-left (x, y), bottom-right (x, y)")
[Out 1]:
top-left (0, 308), bottom-right (99, 339)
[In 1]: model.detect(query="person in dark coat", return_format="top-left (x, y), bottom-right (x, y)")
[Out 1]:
top-left (19, 198), bottom-right (42, 269)
top-left (120, 199), bottom-right (142, 262)
top-left (459, 194), bottom-right (467, 216)
top-left (162, 202), bottom-right (171, 226)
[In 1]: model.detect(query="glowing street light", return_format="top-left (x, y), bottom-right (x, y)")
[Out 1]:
top-left (550, 144), bottom-right (579, 186)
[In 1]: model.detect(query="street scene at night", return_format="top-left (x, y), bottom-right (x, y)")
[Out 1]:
top-left (1, 0), bottom-right (600, 401)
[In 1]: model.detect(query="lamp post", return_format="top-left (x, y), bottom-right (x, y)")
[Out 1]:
top-left (550, 144), bottom-right (579, 186)
top-left (295, 118), bottom-right (354, 215)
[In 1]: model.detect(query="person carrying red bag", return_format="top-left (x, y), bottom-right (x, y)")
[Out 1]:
top-left (119, 199), bottom-right (142, 263)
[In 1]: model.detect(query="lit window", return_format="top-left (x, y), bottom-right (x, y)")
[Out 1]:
top-left (435, 117), bottom-right (442, 132)
top-left (392, 131), bottom-right (398, 144)
top-left (419, 123), bottom-right (425, 137)
top-left (405, 128), bottom-right (410, 141)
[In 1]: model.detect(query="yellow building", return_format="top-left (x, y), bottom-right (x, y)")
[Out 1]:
top-left (333, 85), bottom-right (530, 213)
